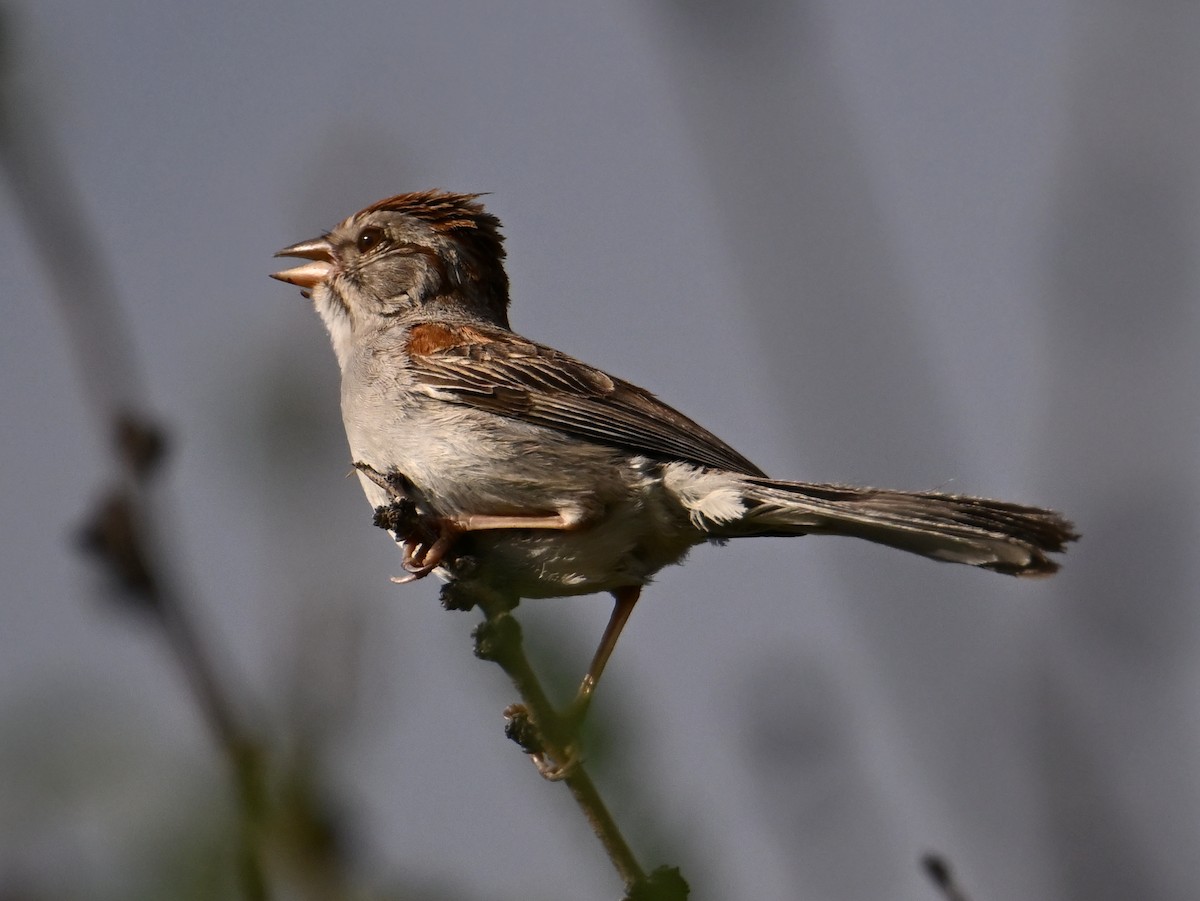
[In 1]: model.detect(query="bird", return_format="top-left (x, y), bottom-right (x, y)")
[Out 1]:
top-left (272, 189), bottom-right (1076, 724)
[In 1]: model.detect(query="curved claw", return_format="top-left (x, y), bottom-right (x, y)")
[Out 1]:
top-left (383, 535), bottom-right (443, 583)
top-left (400, 528), bottom-right (461, 577)
top-left (401, 540), bottom-right (430, 572)
top-left (529, 746), bottom-right (582, 782)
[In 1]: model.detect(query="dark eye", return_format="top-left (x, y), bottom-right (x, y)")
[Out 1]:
top-left (356, 226), bottom-right (385, 253)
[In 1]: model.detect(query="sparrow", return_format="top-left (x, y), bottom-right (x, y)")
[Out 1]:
top-left (272, 190), bottom-right (1076, 717)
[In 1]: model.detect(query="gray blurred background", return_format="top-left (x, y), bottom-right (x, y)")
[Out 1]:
top-left (2, 2), bottom-right (1198, 899)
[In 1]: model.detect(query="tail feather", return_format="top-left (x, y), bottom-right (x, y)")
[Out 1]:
top-left (726, 478), bottom-right (1078, 576)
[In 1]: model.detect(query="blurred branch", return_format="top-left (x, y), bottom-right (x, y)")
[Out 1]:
top-left (0, 16), bottom-right (145, 432)
top-left (0, 0), bottom-right (245, 766)
top-left (0, 12), bottom-right (351, 900)
top-left (921, 853), bottom-right (972, 901)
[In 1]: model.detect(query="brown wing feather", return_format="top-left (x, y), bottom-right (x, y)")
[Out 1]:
top-left (405, 322), bottom-right (766, 476)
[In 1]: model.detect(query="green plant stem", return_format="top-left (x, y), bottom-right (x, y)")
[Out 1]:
top-left (474, 598), bottom-right (648, 889)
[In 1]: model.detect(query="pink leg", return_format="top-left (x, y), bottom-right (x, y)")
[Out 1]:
top-left (566, 586), bottom-right (642, 724)
top-left (401, 511), bottom-right (582, 578)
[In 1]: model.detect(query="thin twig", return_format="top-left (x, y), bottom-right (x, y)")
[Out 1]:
top-left (367, 478), bottom-right (689, 900)
top-left (472, 603), bottom-right (647, 888)
top-left (469, 599), bottom-right (689, 901)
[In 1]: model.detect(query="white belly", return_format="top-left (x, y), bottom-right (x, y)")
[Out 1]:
top-left (341, 380), bottom-right (718, 600)
top-left (352, 454), bottom-right (702, 600)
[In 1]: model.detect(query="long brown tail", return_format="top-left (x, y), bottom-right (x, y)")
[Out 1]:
top-left (722, 478), bottom-right (1078, 576)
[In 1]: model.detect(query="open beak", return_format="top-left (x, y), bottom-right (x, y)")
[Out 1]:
top-left (271, 237), bottom-right (335, 292)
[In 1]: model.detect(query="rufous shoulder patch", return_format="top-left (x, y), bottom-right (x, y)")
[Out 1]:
top-left (405, 322), bottom-right (496, 356)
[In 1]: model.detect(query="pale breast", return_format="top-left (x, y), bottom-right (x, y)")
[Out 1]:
top-left (338, 353), bottom-right (706, 599)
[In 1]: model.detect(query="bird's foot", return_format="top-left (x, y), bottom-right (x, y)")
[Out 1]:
top-left (504, 703), bottom-right (582, 781)
top-left (398, 522), bottom-right (462, 577)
